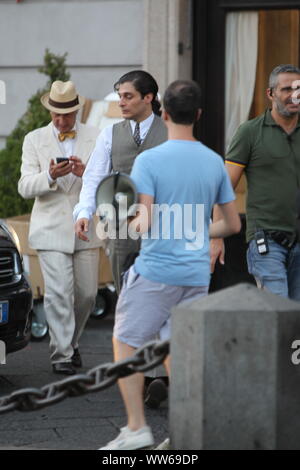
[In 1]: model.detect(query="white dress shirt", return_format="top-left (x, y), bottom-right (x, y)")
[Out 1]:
top-left (73, 113), bottom-right (155, 221)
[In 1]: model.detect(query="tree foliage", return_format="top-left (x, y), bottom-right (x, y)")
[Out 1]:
top-left (0, 49), bottom-right (70, 217)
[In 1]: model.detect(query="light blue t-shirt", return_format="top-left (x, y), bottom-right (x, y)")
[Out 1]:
top-left (130, 140), bottom-right (235, 286)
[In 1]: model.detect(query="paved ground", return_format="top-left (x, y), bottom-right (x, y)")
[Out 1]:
top-left (0, 313), bottom-right (168, 450)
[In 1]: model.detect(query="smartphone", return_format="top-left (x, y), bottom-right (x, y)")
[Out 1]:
top-left (56, 157), bottom-right (69, 164)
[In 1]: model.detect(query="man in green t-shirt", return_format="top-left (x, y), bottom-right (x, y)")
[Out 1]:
top-left (214, 64), bottom-right (300, 300)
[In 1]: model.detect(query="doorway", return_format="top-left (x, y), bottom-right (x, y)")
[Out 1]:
top-left (193, 1), bottom-right (300, 290)
top-left (193, 0), bottom-right (300, 155)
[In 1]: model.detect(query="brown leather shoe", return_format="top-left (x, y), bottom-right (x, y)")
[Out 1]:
top-left (71, 348), bottom-right (82, 368)
top-left (52, 362), bottom-right (76, 375)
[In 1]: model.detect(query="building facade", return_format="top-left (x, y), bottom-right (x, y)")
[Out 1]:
top-left (0, 0), bottom-right (192, 149)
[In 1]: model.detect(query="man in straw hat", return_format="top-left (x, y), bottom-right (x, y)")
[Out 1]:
top-left (18, 80), bottom-right (101, 375)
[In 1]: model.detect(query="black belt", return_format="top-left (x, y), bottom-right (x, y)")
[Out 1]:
top-left (265, 230), bottom-right (298, 250)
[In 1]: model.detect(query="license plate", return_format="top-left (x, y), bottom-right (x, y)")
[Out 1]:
top-left (0, 301), bottom-right (8, 324)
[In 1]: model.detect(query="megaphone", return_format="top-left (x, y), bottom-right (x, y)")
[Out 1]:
top-left (96, 172), bottom-right (138, 225)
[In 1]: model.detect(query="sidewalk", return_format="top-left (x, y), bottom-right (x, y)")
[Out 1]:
top-left (0, 313), bottom-right (168, 450)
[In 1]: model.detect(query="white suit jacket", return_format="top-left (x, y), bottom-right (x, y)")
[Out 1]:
top-left (18, 122), bottom-right (101, 253)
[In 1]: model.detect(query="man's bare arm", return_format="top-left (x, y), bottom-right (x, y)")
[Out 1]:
top-left (210, 200), bottom-right (241, 239)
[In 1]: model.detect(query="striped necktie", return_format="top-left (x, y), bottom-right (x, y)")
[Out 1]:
top-left (133, 122), bottom-right (142, 146)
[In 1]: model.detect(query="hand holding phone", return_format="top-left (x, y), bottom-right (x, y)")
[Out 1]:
top-left (49, 158), bottom-right (72, 180)
top-left (69, 156), bottom-right (85, 178)
top-left (56, 157), bottom-right (69, 164)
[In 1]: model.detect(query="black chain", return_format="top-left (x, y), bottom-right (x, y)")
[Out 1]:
top-left (0, 340), bottom-right (169, 415)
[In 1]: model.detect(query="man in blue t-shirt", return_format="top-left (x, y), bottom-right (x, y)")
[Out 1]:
top-left (99, 80), bottom-right (241, 451)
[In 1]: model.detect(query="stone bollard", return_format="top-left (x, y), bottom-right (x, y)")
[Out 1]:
top-left (170, 283), bottom-right (300, 450)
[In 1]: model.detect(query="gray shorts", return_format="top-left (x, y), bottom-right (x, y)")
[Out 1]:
top-left (113, 265), bottom-right (208, 348)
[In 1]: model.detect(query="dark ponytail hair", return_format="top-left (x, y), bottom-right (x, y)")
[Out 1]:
top-left (151, 98), bottom-right (162, 116)
top-left (114, 70), bottom-right (162, 116)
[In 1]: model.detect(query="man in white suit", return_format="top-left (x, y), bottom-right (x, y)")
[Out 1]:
top-left (18, 81), bottom-right (100, 375)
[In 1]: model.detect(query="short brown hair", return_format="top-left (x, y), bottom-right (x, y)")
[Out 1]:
top-left (163, 80), bottom-right (202, 125)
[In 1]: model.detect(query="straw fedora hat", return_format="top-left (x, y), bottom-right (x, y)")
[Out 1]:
top-left (41, 80), bottom-right (85, 114)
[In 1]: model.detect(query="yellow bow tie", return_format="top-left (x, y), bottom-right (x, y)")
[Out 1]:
top-left (58, 130), bottom-right (76, 142)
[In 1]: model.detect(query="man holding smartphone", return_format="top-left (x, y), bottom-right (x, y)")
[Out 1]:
top-left (18, 80), bottom-right (101, 375)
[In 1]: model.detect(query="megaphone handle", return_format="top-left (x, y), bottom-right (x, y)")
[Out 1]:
top-left (114, 200), bottom-right (125, 295)
top-left (113, 200), bottom-right (120, 234)
top-left (113, 172), bottom-right (120, 191)
top-left (116, 244), bottom-right (121, 295)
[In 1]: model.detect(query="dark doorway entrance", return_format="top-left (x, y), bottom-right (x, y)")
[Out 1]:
top-left (193, 0), bottom-right (300, 154)
top-left (193, 0), bottom-right (300, 291)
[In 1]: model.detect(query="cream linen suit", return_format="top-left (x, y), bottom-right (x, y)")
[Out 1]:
top-left (18, 122), bottom-right (101, 364)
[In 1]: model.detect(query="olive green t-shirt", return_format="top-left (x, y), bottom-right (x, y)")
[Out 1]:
top-left (226, 109), bottom-right (300, 242)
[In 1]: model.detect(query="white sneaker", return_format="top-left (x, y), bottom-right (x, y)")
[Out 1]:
top-left (99, 426), bottom-right (154, 450)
